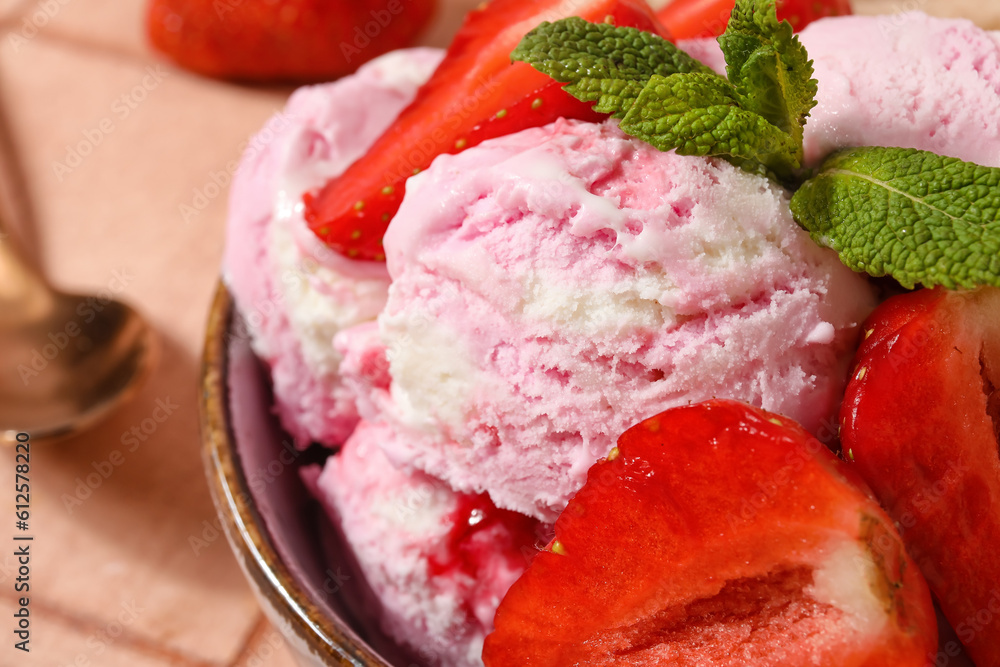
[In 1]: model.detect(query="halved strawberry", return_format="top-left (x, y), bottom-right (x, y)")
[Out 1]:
top-left (841, 287), bottom-right (1000, 667)
top-left (657, 0), bottom-right (852, 40)
top-left (147, 0), bottom-right (436, 82)
top-left (302, 0), bottom-right (667, 261)
top-left (483, 400), bottom-right (937, 666)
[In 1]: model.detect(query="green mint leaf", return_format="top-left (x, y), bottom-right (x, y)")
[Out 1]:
top-left (511, 18), bottom-right (713, 118)
top-left (718, 0), bottom-right (817, 155)
top-left (619, 73), bottom-right (799, 178)
top-left (623, 72), bottom-right (739, 114)
top-left (790, 147), bottom-right (1000, 289)
top-left (567, 77), bottom-right (647, 118)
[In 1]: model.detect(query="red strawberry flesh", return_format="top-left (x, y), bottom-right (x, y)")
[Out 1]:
top-left (484, 400), bottom-right (937, 666)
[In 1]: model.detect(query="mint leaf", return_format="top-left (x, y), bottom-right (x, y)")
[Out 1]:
top-left (718, 0), bottom-right (817, 154)
top-left (790, 147), bottom-right (1000, 289)
top-left (511, 18), bottom-right (713, 118)
top-left (620, 73), bottom-right (797, 176)
top-left (568, 77), bottom-right (647, 118)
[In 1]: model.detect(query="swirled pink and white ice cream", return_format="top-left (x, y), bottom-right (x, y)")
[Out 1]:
top-left (223, 48), bottom-right (444, 447)
top-left (313, 420), bottom-right (540, 667)
top-left (362, 117), bottom-right (875, 522)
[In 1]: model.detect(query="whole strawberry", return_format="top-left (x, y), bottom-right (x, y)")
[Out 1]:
top-left (147, 0), bottom-right (436, 82)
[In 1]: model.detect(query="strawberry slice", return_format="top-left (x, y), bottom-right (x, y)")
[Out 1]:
top-left (657, 0), bottom-right (852, 39)
top-left (841, 287), bottom-right (1000, 667)
top-left (302, 0), bottom-right (667, 261)
top-left (147, 0), bottom-right (436, 82)
top-left (483, 400), bottom-right (937, 666)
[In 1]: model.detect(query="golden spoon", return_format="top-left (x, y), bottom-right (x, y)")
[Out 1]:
top-left (0, 219), bottom-right (155, 443)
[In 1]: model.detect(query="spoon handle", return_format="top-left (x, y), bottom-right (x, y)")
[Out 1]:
top-left (0, 89), bottom-right (53, 314)
top-left (0, 211), bottom-right (52, 317)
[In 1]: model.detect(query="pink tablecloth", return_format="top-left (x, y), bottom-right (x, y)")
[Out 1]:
top-left (0, 1), bottom-right (993, 665)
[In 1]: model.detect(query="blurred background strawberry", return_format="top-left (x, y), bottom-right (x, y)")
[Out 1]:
top-left (146, 0), bottom-right (438, 82)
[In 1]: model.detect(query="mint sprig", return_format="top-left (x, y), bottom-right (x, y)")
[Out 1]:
top-left (791, 147), bottom-right (1000, 290)
top-left (512, 0), bottom-right (1000, 290)
top-left (512, 0), bottom-right (817, 180)
top-left (719, 0), bottom-right (817, 147)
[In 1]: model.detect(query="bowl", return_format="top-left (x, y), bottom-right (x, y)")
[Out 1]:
top-left (200, 282), bottom-right (414, 667)
top-left (200, 281), bottom-right (979, 667)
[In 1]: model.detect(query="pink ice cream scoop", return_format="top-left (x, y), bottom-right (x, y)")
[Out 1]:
top-left (356, 118), bottom-right (876, 522)
top-left (804, 12), bottom-right (1000, 167)
top-left (314, 421), bottom-right (541, 667)
top-left (223, 48), bottom-right (443, 447)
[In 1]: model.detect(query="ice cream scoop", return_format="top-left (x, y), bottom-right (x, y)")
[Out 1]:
top-left (363, 118), bottom-right (876, 521)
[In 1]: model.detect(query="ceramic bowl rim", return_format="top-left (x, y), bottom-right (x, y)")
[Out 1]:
top-left (199, 281), bottom-right (392, 667)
